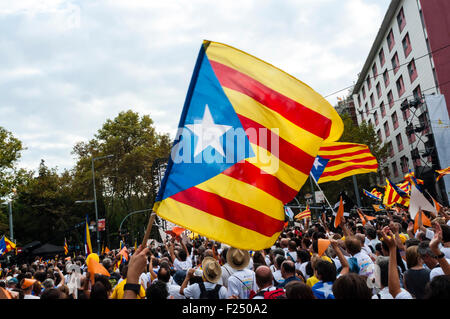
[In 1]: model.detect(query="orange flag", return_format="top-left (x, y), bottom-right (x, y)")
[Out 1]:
top-left (318, 239), bottom-right (331, 256)
top-left (357, 209), bottom-right (376, 226)
top-left (431, 196), bottom-right (442, 216)
top-left (87, 256), bottom-right (111, 284)
top-left (334, 196), bottom-right (344, 228)
top-left (413, 211), bottom-right (432, 233)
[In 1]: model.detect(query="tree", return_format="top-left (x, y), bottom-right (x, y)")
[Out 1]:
top-left (0, 126), bottom-right (25, 199)
top-left (71, 110), bottom-right (171, 248)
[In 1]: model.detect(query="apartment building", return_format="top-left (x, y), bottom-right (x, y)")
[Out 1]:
top-left (351, 0), bottom-right (450, 202)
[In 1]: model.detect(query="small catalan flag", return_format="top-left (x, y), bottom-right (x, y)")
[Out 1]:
top-left (295, 205), bottom-right (311, 220)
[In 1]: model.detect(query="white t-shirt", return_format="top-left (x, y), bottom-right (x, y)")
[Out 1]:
top-left (353, 251), bottom-right (375, 277)
top-left (139, 272), bottom-right (151, 289)
top-left (174, 257), bottom-right (192, 271)
top-left (286, 251), bottom-right (297, 262)
top-left (220, 263), bottom-right (236, 288)
top-left (227, 268), bottom-right (257, 299)
top-left (165, 282), bottom-right (185, 299)
top-left (24, 294), bottom-right (40, 299)
top-left (183, 282), bottom-right (227, 299)
top-left (440, 246), bottom-right (450, 259)
top-left (372, 287), bottom-right (413, 299)
top-left (272, 269), bottom-right (283, 285)
top-left (430, 259), bottom-right (450, 280)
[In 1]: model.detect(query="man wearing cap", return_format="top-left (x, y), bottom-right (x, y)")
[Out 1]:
top-left (226, 248), bottom-right (257, 299)
top-left (21, 278), bottom-right (40, 299)
top-left (179, 257), bottom-right (227, 299)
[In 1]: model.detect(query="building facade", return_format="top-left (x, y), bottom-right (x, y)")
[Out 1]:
top-left (351, 0), bottom-right (450, 203)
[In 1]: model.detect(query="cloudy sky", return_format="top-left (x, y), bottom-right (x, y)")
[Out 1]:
top-left (0, 0), bottom-right (391, 173)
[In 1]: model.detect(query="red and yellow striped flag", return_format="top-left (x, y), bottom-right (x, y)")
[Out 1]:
top-left (295, 205), bottom-right (311, 220)
top-left (153, 41), bottom-right (343, 250)
top-left (436, 166), bottom-right (450, 182)
top-left (383, 178), bottom-right (409, 207)
top-left (314, 142), bottom-right (378, 183)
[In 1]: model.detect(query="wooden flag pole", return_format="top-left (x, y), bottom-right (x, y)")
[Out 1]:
top-left (310, 173), bottom-right (336, 215)
top-left (141, 212), bottom-right (157, 248)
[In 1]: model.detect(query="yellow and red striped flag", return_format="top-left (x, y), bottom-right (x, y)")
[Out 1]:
top-left (311, 142), bottom-right (378, 183)
top-left (383, 178), bottom-right (409, 207)
top-left (152, 40), bottom-right (343, 250)
top-left (64, 238), bottom-right (69, 255)
top-left (436, 166), bottom-right (450, 182)
top-left (295, 205), bottom-right (311, 220)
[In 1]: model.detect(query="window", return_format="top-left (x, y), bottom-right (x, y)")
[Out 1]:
top-left (362, 86), bottom-right (366, 100)
top-left (388, 141), bottom-right (394, 157)
top-left (379, 48), bottom-right (385, 67)
top-left (402, 33), bottom-right (412, 58)
top-left (384, 166), bottom-right (390, 178)
top-left (408, 59), bottom-right (418, 83)
top-left (383, 69), bottom-right (390, 87)
top-left (392, 161), bottom-right (399, 177)
top-left (400, 156), bottom-right (409, 173)
top-left (358, 95), bottom-right (361, 107)
top-left (376, 82), bottom-right (382, 98)
top-left (364, 103), bottom-right (368, 115)
top-left (407, 130), bottom-right (416, 144)
top-left (388, 90), bottom-right (394, 108)
top-left (367, 76), bottom-right (372, 90)
top-left (392, 52), bottom-right (400, 74)
top-left (396, 76), bottom-right (405, 97)
top-left (370, 94), bottom-right (375, 108)
top-left (377, 129), bottom-right (382, 141)
top-left (392, 111), bottom-right (399, 129)
top-left (372, 64), bottom-right (378, 78)
top-left (381, 102), bottom-right (386, 117)
top-left (384, 121), bottom-right (390, 137)
top-left (374, 110), bottom-right (379, 126)
top-left (418, 113), bottom-right (429, 134)
top-left (402, 102), bottom-right (410, 121)
top-left (397, 7), bottom-right (406, 33)
top-left (396, 133), bottom-right (403, 152)
top-left (387, 29), bottom-right (395, 51)
top-left (413, 85), bottom-right (422, 101)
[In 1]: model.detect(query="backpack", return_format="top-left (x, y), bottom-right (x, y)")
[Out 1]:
top-left (198, 282), bottom-right (222, 299)
top-left (252, 288), bottom-right (286, 299)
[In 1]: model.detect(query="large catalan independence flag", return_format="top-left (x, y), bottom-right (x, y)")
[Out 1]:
top-left (153, 41), bottom-right (343, 250)
top-left (311, 142), bottom-right (378, 183)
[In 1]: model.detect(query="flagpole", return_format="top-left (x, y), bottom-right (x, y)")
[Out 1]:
top-left (352, 175), bottom-right (362, 207)
top-left (310, 173), bottom-right (336, 215)
top-left (141, 212), bottom-right (157, 248)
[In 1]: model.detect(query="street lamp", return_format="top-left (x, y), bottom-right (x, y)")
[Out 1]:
top-left (92, 154), bottom-right (114, 254)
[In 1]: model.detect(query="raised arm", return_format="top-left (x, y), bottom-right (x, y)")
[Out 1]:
top-left (330, 239), bottom-right (349, 276)
top-left (429, 223), bottom-right (450, 276)
top-left (380, 226), bottom-right (401, 298)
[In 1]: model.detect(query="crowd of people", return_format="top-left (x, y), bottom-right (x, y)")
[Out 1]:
top-left (1, 205), bottom-right (449, 300)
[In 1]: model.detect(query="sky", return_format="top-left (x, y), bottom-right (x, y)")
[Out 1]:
top-left (0, 0), bottom-right (391, 173)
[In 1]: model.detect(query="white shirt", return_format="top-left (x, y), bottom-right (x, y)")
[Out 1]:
top-left (372, 287), bottom-right (413, 299)
top-left (286, 251), bottom-right (297, 262)
top-left (220, 263), bottom-right (235, 288)
top-left (139, 272), bottom-right (151, 289)
top-left (165, 282), bottom-right (185, 299)
top-left (272, 269), bottom-right (283, 285)
top-left (353, 251), bottom-right (375, 277)
top-left (184, 282), bottom-right (227, 299)
top-left (24, 294), bottom-right (40, 299)
top-left (430, 258), bottom-right (450, 280)
top-left (227, 268), bottom-right (257, 299)
top-left (173, 257), bottom-right (192, 271)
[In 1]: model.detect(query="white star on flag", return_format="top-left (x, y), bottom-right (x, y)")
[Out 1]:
top-left (317, 282), bottom-right (333, 298)
top-left (186, 105), bottom-right (232, 158)
top-left (313, 157), bottom-right (324, 170)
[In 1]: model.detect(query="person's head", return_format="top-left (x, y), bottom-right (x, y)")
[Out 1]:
top-left (226, 248), bottom-right (250, 271)
top-left (202, 257), bottom-right (222, 284)
top-left (417, 240), bottom-right (437, 269)
top-left (355, 233), bottom-right (366, 246)
top-left (375, 256), bottom-right (390, 288)
top-left (280, 260), bottom-right (296, 279)
top-left (280, 238), bottom-right (289, 249)
top-left (33, 270), bottom-right (47, 283)
top-left (40, 288), bottom-right (62, 300)
top-left (157, 266), bottom-right (171, 283)
top-left (275, 255), bottom-right (286, 270)
top-left (332, 273), bottom-right (372, 299)
top-left (405, 245), bottom-right (423, 269)
top-left (252, 251), bottom-right (265, 266)
top-left (6, 277), bottom-right (18, 289)
top-left (364, 226), bottom-right (377, 240)
top-left (405, 238), bottom-right (420, 249)
top-left (314, 259), bottom-right (336, 283)
top-left (255, 265), bottom-right (273, 290)
top-left (288, 241), bottom-right (297, 252)
top-left (285, 281), bottom-right (315, 299)
top-left (90, 281), bottom-right (109, 299)
top-left (424, 275), bottom-right (450, 299)
top-left (345, 236), bottom-right (362, 256)
top-left (177, 249), bottom-right (187, 262)
top-left (42, 278), bottom-right (55, 290)
top-left (102, 258), bottom-right (112, 271)
top-left (146, 280), bottom-right (169, 300)
top-left (297, 250), bottom-right (311, 264)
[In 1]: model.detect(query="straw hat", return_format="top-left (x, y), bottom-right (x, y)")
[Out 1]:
top-left (226, 248), bottom-right (250, 271)
top-left (201, 257), bottom-right (222, 283)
